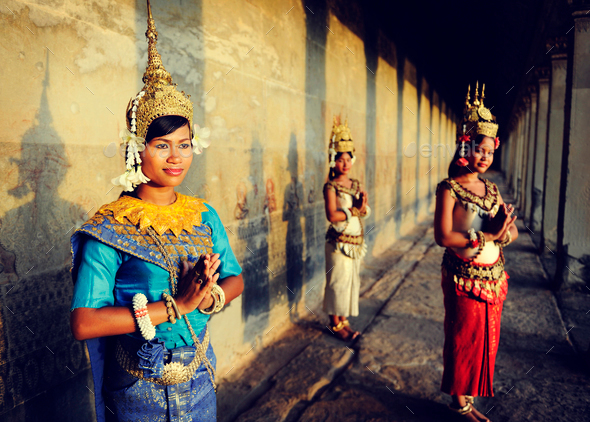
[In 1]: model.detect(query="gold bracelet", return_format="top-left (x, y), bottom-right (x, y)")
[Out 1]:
top-left (199, 284), bottom-right (225, 315)
top-left (350, 207), bottom-right (361, 217)
top-left (495, 230), bottom-right (512, 247)
top-left (199, 291), bottom-right (219, 315)
top-left (162, 293), bottom-right (175, 324)
top-left (472, 230), bottom-right (485, 259)
top-left (211, 284), bottom-right (225, 313)
top-left (162, 293), bottom-right (182, 319)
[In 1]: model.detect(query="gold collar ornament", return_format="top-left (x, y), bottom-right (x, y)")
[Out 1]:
top-left (328, 116), bottom-right (356, 168)
top-left (111, 0), bottom-right (210, 192)
top-left (100, 192), bottom-right (209, 237)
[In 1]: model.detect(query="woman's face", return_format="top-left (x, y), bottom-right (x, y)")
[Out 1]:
top-left (334, 152), bottom-right (352, 175)
top-left (469, 136), bottom-right (495, 173)
top-left (140, 123), bottom-right (193, 188)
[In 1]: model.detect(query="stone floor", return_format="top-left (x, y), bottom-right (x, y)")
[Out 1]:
top-left (220, 178), bottom-right (590, 422)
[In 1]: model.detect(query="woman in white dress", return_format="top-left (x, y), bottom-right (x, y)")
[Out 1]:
top-left (322, 117), bottom-right (370, 342)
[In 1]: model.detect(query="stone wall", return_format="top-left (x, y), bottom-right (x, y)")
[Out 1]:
top-left (0, 0), bottom-right (456, 419)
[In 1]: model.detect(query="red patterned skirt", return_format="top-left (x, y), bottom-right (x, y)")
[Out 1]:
top-left (440, 267), bottom-right (505, 397)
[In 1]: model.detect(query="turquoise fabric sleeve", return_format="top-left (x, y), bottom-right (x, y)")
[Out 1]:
top-left (202, 203), bottom-right (242, 279)
top-left (71, 238), bottom-right (121, 310)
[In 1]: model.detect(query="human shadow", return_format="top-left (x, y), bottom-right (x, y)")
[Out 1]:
top-left (283, 134), bottom-right (305, 319)
top-left (238, 135), bottom-right (270, 341)
top-left (302, 0), bottom-right (328, 309)
top-left (0, 52), bottom-right (92, 417)
top-left (364, 6), bottom-right (378, 254)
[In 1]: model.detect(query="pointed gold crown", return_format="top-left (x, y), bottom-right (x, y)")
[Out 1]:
top-left (459, 82), bottom-right (498, 139)
top-left (127, 0), bottom-right (193, 140)
top-left (329, 116), bottom-right (354, 153)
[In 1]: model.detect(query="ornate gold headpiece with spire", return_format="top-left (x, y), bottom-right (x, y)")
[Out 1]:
top-left (459, 81), bottom-right (498, 139)
top-left (128, 0), bottom-right (193, 140)
top-left (454, 82), bottom-right (499, 167)
top-left (328, 116), bottom-right (355, 168)
top-left (112, 0), bottom-right (210, 191)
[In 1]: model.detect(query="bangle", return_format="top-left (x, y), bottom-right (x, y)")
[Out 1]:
top-left (132, 293), bottom-right (156, 340)
top-left (467, 228), bottom-right (479, 249)
top-left (474, 231), bottom-right (485, 258)
top-left (199, 284), bottom-right (226, 315)
top-left (495, 230), bottom-right (512, 247)
top-left (161, 293), bottom-right (182, 324)
top-left (211, 284), bottom-right (225, 313)
top-left (199, 292), bottom-right (218, 315)
top-left (361, 205), bottom-right (371, 219)
top-left (341, 207), bottom-right (352, 222)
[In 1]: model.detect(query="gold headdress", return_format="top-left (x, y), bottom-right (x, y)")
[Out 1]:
top-left (328, 116), bottom-right (355, 168)
top-left (459, 82), bottom-right (498, 139)
top-left (129, 0), bottom-right (193, 140)
top-left (112, 0), bottom-right (210, 191)
top-left (455, 82), bottom-right (499, 167)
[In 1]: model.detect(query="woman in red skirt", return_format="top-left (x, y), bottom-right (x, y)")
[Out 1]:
top-left (434, 83), bottom-right (518, 421)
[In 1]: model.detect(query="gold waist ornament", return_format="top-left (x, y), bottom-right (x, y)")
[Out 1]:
top-left (326, 227), bottom-right (364, 246)
top-left (442, 248), bottom-right (508, 304)
top-left (115, 328), bottom-right (210, 386)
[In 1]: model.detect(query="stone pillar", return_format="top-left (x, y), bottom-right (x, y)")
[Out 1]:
top-left (541, 38), bottom-right (568, 252)
top-left (507, 119), bottom-right (518, 186)
top-left (519, 97), bottom-right (532, 213)
top-left (502, 128), bottom-right (513, 181)
top-left (556, 4), bottom-right (590, 289)
top-left (514, 107), bottom-right (526, 205)
top-left (530, 67), bottom-right (550, 233)
top-left (509, 114), bottom-right (522, 196)
top-left (524, 88), bottom-right (537, 226)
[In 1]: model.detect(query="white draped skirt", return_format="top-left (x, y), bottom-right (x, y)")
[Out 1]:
top-left (323, 242), bottom-right (361, 317)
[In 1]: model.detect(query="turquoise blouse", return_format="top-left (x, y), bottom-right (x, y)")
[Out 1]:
top-left (70, 203), bottom-right (241, 350)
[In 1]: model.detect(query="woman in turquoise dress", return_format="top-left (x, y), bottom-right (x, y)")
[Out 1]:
top-left (69, 2), bottom-right (243, 421)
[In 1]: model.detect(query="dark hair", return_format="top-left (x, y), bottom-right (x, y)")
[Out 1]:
top-left (447, 134), bottom-right (492, 178)
top-left (329, 151), bottom-right (354, 180)
top-left (145, 115), bottom-right (190, 142)
top-left (119, 115), bottom-right (190, 198)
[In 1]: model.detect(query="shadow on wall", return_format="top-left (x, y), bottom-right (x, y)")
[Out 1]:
top-left (0, 52), bottom-right (93, 419)
top-left (363, 6), bottom-right (378, 254)
top-left (144, 0), bottom-right (206, 200)
top-left (283, 134), bottom-right (305, 319)
top-left (394, 54), bottom-right (405, 238)
top-left (238, 135), bottom-right (271, 342)
top-left (303, 0), bottom-right (328, 305)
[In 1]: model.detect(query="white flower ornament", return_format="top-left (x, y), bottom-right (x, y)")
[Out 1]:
top-left (192, 124), bottom-right (211, 155)
top-left (111, 128), bottom-right (150, 192)
top-left (329, 146), bottom-right (336, 168)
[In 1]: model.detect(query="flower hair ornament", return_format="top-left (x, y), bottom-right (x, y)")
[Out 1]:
top-left (328, 116), bottom-right (356, 168)
top-left (456, 134), bottom-right (470, 167)
top-left (494, 137), bottom-right (500, 149)
top-left (111, 0), bottom-right (210, 192)
top-left (192, 124), bottom-right (211, 155)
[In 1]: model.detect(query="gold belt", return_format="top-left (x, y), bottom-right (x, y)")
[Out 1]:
top-left (115, 328), bottom-right (210, 386)
top-left (442, 248), bottom-right (505, 281)
top-left (326, 227), bottom-right (364, 245)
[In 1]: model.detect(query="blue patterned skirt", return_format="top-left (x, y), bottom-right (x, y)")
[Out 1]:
top-left (103, 327), bottom-right (216, 422)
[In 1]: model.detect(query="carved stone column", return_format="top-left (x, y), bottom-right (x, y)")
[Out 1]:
top-left (541, 38), bottom-right (567, 252)
top-left (513, 104), bottom-right (527, 207)
top-left (530, 67), bottom-right (550, 233)
top-left (556, 2), bottom-right (590, 289)
top-left (524, 87), bottom-right (537, 226)
top-left (519, 96), bottom-right (532, 214)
